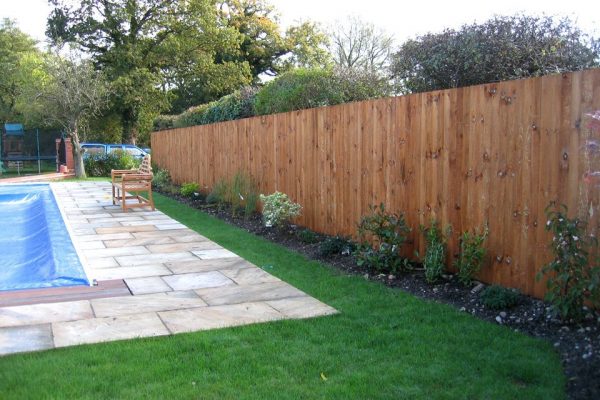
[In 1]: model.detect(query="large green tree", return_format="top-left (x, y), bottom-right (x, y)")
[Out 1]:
top-left (47, 0), bottom-right (242, 144)
top-left (18, 52), bottom-right (110, 178)
top-left (216, 0), bottom-right (330, 78)
top-left (0, 19), bottom-right (39, 123)
top-left (391, 15), bottom-right (600, 93)
top-left (47, 0), bottom-right (330, 138)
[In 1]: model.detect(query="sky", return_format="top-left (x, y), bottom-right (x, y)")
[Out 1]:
top-left (1, 0), bottom-right (598, 47)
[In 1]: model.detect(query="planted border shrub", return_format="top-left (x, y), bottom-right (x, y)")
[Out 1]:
top-left (480, 285), bottom-right (521, 310)
top-left (298, 229), bottom-right (319, 244)
top-left (454, 226), bottom-right (488, 286)
top-left (180, 182), bottom-right (200, 198)
top-left (152, 168), bottom-right (171, 189)
top-left (228, 172), bottom-right (259, 218)
top-left (418, 220), bottom-right (450, 283)
top-left (356, 203), bottom-right (411, 274)
top-left (536, 204), bottom-right (600, 321)
top-left (319, 235), bottom-right (356, 257)
top-left (206, 179), bottom-right (230, 208)
top-left (259, 191), bottom-right (302, 228)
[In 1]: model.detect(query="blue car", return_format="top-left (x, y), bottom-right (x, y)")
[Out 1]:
top-left (81, 143), bottom-right (149, 159)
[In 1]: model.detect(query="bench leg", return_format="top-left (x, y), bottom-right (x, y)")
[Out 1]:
top-left (148, 189), bottom-right (155, 211)
top-left (112, 185), bottom-right (116, 205)
top-left (121, 187), bottom-right (127, 211)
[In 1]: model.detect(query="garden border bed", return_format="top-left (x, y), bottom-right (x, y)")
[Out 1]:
top-left (157, 189), bottom-right (600, 400)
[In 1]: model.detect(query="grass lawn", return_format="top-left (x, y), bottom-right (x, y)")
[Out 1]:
top-left (0, 193), bottom-right (565, 399)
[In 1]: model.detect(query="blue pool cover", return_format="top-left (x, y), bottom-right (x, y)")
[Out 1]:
top-left (0, 184), bottom-right (89, 291)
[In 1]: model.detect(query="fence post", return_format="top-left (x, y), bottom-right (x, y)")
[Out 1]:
top-left (36, 128), bottom-right (41, 174)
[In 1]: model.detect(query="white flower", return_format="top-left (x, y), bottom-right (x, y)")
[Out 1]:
top-left (573, 236), bottom-right (579, 241)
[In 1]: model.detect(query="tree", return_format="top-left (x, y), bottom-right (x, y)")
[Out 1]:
top-left (46, 0), bottom-right (230, 144)
top-left (328, 16), bottom-right (394, 72)
top-left (0, 19), bottom-right (39, 123)
top-left (391, 15), bottom-right (600, 93)
top-left (278, 21), bottom-right (332, 71)
top-left (216, 0), bottom-right (330, 78)
top-left (20, 53), bottom-right (109, 178)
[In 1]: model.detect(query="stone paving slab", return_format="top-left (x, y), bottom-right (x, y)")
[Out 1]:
top-left (158, 302), bottom-right (284, 334)
top-left (53, 313), bottom-right (169, 347)
top-left (0, 324), bottom-right (54, 355)
top-left (91, 293), bottom-right (207, 317)
top-left (162, 271), bottom-right (234, 291)
top-left (0, 181), bottom-right (338, 356)
top-left (124, 276), bottom-right (172, 295)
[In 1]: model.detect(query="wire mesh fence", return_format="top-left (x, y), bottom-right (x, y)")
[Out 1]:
top-left (1, 126), bottom-right (62, 176)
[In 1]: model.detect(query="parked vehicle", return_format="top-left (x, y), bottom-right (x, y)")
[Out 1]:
top-left (81, 143), bottom-right (149, 159)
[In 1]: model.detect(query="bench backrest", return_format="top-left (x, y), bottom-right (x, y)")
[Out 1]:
top-left (139, 154), bottom-right (152, 175)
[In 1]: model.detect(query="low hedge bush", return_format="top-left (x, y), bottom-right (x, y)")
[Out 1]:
top-left (84, 150), bottom-right (140, 177)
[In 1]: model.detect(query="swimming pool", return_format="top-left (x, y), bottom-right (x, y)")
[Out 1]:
top-left (0, 184), bottom-right (89, 291)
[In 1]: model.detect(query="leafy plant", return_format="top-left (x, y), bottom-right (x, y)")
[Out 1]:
top-left (228, 171), bottom-right (259, 218)
top-left (259, 191), bottom-right (302, 228)
top-left (480, 285), bottom-right (521, 310)
top-left (206, 179), bottom-right (230, 208)
top-left (536, 204), bottom-right (600, 321)
top-left (84, 150), bottom-right (139, 177)
top-left (151, 168), bottom-right (171, 189)
top-left (298, 229), bottom-right (319, 244)
top-left (454, 226), bottom-right (488, 286)
top-left (180, 182), bottom-right (200, 198)
top-left (356, 203), bottom-right (411, 274)
top-left (418, 220), bottom-right (450, 284)
top-left (319, 235), bottom-right (356, 257)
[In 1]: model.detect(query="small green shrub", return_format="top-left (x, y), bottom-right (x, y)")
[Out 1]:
top-left (536, 204), bottom-right (600, 321)
top-left (418, 220), bottom-right (450, 284)
top-left (356, 203), bottom-right (412, 274)
top-left (298, 229), bottom-right (319, 244)
top-left (259, 191), bottom-right (302, 227)
top-left (180, 182), bottom-right (200, 198)
top-left (84, 150), bottom-right (140, 177)
top-left (206, 179), bottom-right (230, 207)
top-left (480, 285), bottom-right (521, 310)
top-left (319, 235), bottom-right (356, 257)
top-left (166, 184), bottom-right (180, 196)
top-left (454, 227), bottom-right (489, 286)
top-left (152, 168), bottom-right (171, 189)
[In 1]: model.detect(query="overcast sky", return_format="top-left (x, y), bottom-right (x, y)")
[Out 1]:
top-left (1, 0), bottom-right (598, 47)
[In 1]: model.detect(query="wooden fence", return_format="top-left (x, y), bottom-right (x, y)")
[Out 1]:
top-left (152, 69), bottom-right (600, 298)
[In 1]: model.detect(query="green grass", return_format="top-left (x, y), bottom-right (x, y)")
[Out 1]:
top-left (0, 193), bottom-right (565, 399)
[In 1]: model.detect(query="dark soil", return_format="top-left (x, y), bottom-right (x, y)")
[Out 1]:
top-left (161, 190), bottom-right (600, 399)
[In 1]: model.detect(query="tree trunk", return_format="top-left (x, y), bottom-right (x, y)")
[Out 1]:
top-left (69, 127), bottom-right (87, 179)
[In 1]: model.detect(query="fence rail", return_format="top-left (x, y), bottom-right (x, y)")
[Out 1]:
top-left (152, 69), bottom-right (600, 298)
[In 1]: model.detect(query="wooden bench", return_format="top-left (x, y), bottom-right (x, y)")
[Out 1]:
top-left (111, 154), bottom-right (155, 212)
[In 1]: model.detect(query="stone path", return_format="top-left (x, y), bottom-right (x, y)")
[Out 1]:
top-left (0, 181), bottom-right (337, 356)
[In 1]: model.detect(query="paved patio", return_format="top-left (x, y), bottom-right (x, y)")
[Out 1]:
top-left (0, 181), bottom-right (337, 356)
